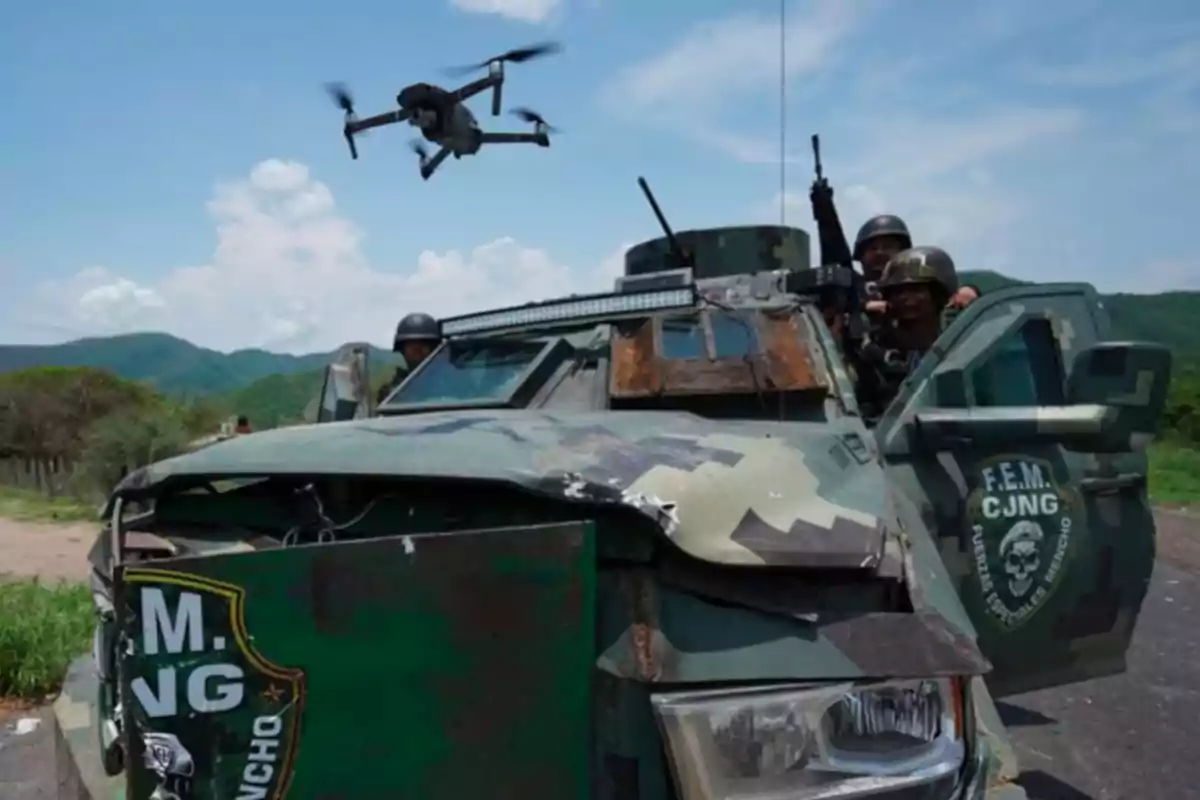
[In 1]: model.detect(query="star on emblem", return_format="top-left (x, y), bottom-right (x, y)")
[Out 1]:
top-left (262, 683), bottom-right (285, 704)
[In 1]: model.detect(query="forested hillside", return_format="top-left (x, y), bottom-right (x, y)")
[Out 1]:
top-left (0, 333), bottom-right (393, 395)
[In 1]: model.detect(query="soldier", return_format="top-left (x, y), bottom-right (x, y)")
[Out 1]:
top-left (855, 245), bottom-right (959, 421)
top-left (853, 214), bottom-right (913, 285)
top-left (377, 312), bottom-right (443, 405)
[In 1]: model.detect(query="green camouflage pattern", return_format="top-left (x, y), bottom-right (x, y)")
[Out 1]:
top-left (624, 225), bottom-right (811, 279)
top-left (880, 245), bottom-right (959, 297)
top-left (878, 282), bottom-right (1168, 696)
top-left (58, 231), bottom-right (1172, 799)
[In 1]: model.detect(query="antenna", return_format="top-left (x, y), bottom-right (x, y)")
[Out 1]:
top-left (779, 0), bottom-right (786, 226)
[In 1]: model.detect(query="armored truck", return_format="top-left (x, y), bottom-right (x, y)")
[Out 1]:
top-left (59, 219), bottom-right (1170, 800)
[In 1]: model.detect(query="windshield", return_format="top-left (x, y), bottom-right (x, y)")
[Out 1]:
top-left (391, 340), bottom-right (547, 405)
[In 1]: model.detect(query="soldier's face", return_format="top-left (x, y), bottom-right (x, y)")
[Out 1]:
top-left (861, 236), bottom-right (908, 277)
top-left (401, 341), bottom-right (435, 366)
top-left (886, 284), bottom-right (936, 322)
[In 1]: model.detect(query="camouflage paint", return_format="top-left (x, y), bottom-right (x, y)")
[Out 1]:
top-left (62, 268), bottom-right (1160, 800)
top-left (114, 521), bottom-right (595, 799)
top-left (876, 283), bottom-right (1162, 697)
top-left (113, 411), bottom-right (902, 571)
top-left (623, 225), bottom-right (812, 279)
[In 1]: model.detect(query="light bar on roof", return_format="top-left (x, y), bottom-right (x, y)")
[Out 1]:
top-left (441, 287), bottom-right (696, 336)
top-left (615, 267), bottom-right (695, 294)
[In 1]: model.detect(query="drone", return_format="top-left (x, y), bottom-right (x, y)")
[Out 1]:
top-left (326, 42), bottom-right (561, 181)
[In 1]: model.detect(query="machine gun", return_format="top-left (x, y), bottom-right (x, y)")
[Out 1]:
top-left (637, 177), bottom-right (694, 272)
top-left (808, 135), bottom-right (855, 271)
top-left (806, 135), bottom-right (892, 414)
top-left (807, 135), bottom-right (869, 340)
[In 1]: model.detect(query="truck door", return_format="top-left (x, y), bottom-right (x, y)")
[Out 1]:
top-left (874, 283), bottom-right (1164, 697)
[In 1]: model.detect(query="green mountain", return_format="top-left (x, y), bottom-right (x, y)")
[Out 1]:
top-left (961, 271), bottom-right (1200, 360)
top-left (3, 275), bottom-right (1199, 398)
top-left (0, 332), bottom-right (391, 396)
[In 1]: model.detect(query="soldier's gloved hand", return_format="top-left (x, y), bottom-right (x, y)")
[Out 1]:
top-left (865, 299), bottom-right (888, 314)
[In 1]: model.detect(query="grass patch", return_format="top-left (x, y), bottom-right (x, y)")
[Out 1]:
top-left (1149, 440), bottom-right (1200, 507)
top-left (0, 579), bottom-right (93, 699)
top-left (0, 486), bottom-right (97, 523)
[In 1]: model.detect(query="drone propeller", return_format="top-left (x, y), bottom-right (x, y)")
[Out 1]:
top-left (443, 41), bottom-right (563, 76)
top-left (326, 82), bottom-right (361, 159)
top-left (511, 107), bottom-right (559, 133)
top-left (409, 139), bottom-right (430, 163)
top-left (326, 82), bottom-right (356, 115)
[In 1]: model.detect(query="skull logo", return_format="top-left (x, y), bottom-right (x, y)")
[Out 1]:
top-left (999, 520), bottom-right (1044, 598)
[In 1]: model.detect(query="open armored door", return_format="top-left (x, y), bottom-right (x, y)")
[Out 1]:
top-left (313, 345), bottom-right (372, 422)
top-left (113, 522), bottom-right (595, 799)
top-left (874, 284), bottom-right (1169, 697)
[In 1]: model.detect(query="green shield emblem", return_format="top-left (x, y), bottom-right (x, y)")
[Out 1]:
top-left (965, 455), bottom-right (1076, 630)
top-left (119, 567), bottom-right (305, 800)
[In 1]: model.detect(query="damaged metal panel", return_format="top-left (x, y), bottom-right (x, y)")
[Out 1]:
top-left (756, 310), bottom-right (826, 392)
top-left (609, 311), bottom-right (829, 399)
top-left (115, 521), bottom-right (596, 800)
top-left (107, 411), bottom-right (898, 572)
top-left (610, 319), bottom-right (661, 397)
top-left (595, 577), bottom-right (990, 684)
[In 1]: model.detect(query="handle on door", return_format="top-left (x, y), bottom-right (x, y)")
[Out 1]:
top-left (1080, 473), bottom-right (1146, 493)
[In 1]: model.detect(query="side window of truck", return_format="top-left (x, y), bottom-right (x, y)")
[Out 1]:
top-left (970, 317), bottom-right (1066, 407)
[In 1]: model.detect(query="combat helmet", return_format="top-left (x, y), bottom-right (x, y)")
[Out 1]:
top-left (879, 246), bottom-right (958, 305)
top-left (852, 215), bottom-right (913, 262)
top-left (393, 312), bottom-right (441, 352)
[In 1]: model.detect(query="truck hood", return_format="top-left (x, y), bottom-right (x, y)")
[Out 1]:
top-left (111, 409), bottom-right (891, 570)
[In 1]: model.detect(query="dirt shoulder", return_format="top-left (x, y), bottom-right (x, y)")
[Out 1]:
top-left (0, 518), bottom-right (96, 585)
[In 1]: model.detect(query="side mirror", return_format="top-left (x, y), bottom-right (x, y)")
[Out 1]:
top-left (1065, 341), bottom-right (1172, 443)
top-left (315, 346), bottom-right (372, 423)
top-left (912, 341), bottom-right (1172, 453)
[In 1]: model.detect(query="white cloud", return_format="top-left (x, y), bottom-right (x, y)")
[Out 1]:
top-left (752, 106), bottom-right (1083, 276)
top-left (37, 159), bottom-right (615, 353)
top-left (72, 269), bottom-right (167, 331)
top-left (448, 0), bottom-right (561, 24)
top-left (601, 0), bottom-right (862, 117)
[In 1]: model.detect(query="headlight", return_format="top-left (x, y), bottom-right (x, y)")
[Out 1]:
top-left (652, 679), bottom-right (966, 800)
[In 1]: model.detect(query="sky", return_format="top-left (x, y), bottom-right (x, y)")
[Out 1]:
top-left (2, 0), bottom-right (1198, 354)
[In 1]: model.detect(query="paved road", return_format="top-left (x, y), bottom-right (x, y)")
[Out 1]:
top-left (1005, 509), bottom-right (1200, 800)
top-left (3, 511), bottom-right (1199, 799)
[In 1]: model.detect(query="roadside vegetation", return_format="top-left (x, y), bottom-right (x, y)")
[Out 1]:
top-left (0, 368), bottom-right (230, 701)
top-left (0, 580), bottom-right (92, 699)
top-left (0, 486), bottom-right (95, 523)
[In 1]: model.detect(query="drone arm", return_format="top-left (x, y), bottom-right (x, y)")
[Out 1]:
top-left (449, 74), bottom-right (500, 106)
top-left (478, 131), bottom-right (549, 147)
top-left (420, 146), bottom-right (453, 181)
top-left (346, 108), bottom-right (414, 135)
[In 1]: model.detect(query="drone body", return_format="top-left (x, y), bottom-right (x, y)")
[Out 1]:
top-left (328, 43), bottom-right (560, 181)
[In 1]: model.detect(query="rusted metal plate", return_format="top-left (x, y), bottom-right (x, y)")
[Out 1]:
top-left (610, 320), bottom-right (661, 397)
top-left (758, 311), bottom-right (824, 391)
top-left (610, 311), bottom-right (828, 398)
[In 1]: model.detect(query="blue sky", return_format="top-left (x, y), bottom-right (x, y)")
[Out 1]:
top-left (2, 0), bottom-right (1197, 352)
